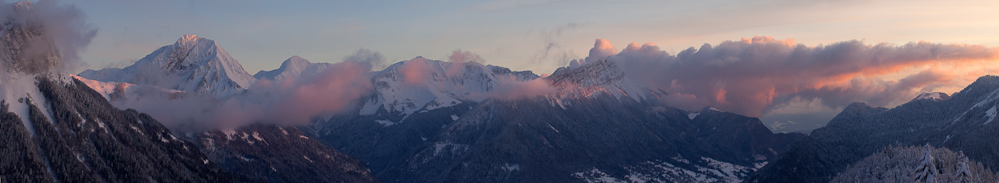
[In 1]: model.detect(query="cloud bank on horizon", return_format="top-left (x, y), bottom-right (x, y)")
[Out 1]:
top-left (576, 36), bottom-right (999, 117)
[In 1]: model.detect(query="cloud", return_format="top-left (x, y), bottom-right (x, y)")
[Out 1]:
top-left (0, 0), bottom-right (96, 75)
top-left (398, 57), bottom-right (431, 86)
top-left (104, 51), bottom-right (378, 130)
top-left (212, 60), bottom-right (373, 128)
top-left (583, 36), bottom-right (999, 117)
top-left (396, 49), bottom-right (486, 87)
top-left (444, 49), bottom-right (484, 79)
top-left (344, 48), bottom-right (386, 70)
top-left (448, 49), bottom-right (484, 64)
top-left (34, 0), bottom-right (96, 71)
top-left (532, 22), bottom-right (584, 66)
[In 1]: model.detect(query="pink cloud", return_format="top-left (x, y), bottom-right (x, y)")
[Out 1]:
top-left (398, 57), bottom-right (431, 86)
top-left (589, 36), bottom-right (999, 117)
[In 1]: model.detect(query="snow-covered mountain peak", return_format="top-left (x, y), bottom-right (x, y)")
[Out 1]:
top-left (273, 56), bottom-right (314, 75)
top-left (160, 35), bottom-right (230, 72)
top-left (177, 34), bottom-right (202, 44)
top-left (253, 56), bottom-right (331, 82)
top-left (913, 92), bottom-right (950, 101)
top-left (359, 59), bottom-right (539, 122)
top-left (547, 59), bottom-right (663, 101)
top-left (77, 35), bottom-right (255, 98)
top-left (550, 58), bottom-right (626, 87)
top-left (282, 55), bottom-right (310, 66)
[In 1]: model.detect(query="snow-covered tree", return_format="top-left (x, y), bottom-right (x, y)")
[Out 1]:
top-left (957, 152), bottom-right (974, 183)
top-left (831, 145), bottom-right (999, 183)
top-left (914, 145), bottom-right (939, 183)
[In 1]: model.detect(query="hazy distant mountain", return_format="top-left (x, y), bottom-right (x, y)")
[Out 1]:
top-left (749, 75), bottom-right (999, 182)
top-left (78, 35), bottom-right (255, 98)
top-left (253, 56), bottom-right (331, 82)
top-left (309, 58), bottom-right (804, 183)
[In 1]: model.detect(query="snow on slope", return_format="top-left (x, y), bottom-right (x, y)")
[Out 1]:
top-left (572, 157), bottom-right (754, 183)
top-left (0, 73), bottom-right (53, 136)
top-left (253, 56), bottom-right (331, 82)
top-left (77, 35), bottom-right (255, 98)
top-left (71, 75), bottom-right (182, 102)
top-left (913, 92), bottom-right (950, 101)
top-left (355, 58), bottom-right (667, 127)
top-left (359, 58), bottom-right (539, 122)
top-left (0, 2), bottom-right (67, 136)
top-left (548, 59), bottom-right (665, 102)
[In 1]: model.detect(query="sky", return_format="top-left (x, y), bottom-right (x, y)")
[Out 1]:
top-left (63, 0), bottom-right (999, 74)
top-left (20, 0), bottom-right (999, 132)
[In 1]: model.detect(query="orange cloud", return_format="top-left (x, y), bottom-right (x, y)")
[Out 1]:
top-left (594, 36), bottom-right (999, 117)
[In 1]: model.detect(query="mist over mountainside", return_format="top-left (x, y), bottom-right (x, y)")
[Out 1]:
top-left (750, 75), bottom-right (999, 182)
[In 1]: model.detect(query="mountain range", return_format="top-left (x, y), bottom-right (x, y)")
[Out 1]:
top-left (309, 57), bottom-right (804, 182)
top-left (67, 34), bottom-right (809, 182)
top-left (749, 76), bottom-right (999, 182)
top-left (2, 3), bottom-right (377, 181)
top-left (46, 33), bottom-right (999, 183)
top-left (75, 35), bottom-right (377, 183)
top-left (9, 0), bottom-right (997, 181)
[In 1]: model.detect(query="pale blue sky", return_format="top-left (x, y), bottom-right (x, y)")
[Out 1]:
top-left (63, 0), bottom-right (999, 75)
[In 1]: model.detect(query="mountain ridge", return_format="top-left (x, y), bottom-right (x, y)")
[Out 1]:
top-left (312, 56), bottom-right (804, 182)
top-left (253, 55), bottom-right (332, 82)
top-left (750, 75), bottom-right (999, 183)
